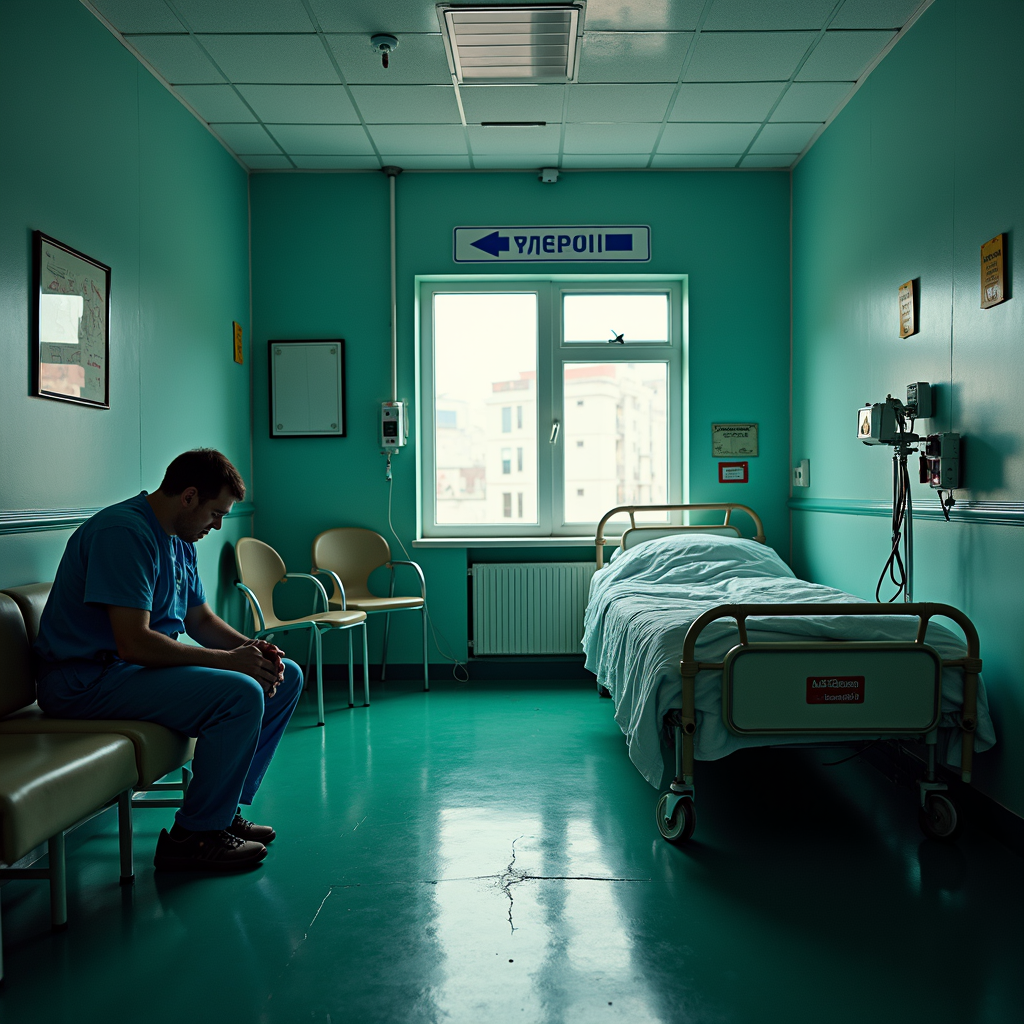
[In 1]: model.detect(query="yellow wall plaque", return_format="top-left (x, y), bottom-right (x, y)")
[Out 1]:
top-left (712, 423), bottom-right (758, 457)
top-left (233, 321), bottom-right (244, 364)
top-left (898, 279), bottom-right (916, 337)
top-left (981, 234), bottom-right (1006, 308)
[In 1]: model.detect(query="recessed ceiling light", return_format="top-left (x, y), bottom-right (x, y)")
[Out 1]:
top-left (437, 3), bottom-right (585, 84)
top-left (480, 121), bottom-right (548, 127)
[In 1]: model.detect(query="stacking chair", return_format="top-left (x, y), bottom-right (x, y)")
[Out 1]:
top-left (310, 529), bottom-right (428, 690)
top-left (234, 538), bottom-right (368, 726)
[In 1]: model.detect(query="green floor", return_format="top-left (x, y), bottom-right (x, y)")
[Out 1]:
top-left (1, 679), bottom-right (1021, 1023)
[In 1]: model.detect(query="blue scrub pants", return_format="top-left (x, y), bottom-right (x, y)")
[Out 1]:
top-left (37, 658), bottom-right (303, 832)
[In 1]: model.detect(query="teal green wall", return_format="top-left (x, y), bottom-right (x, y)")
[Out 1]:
top-left (0, 0), bottom-right (253, 625)
top-left (792, 0), bottom-right (1023, 813)
top-left (250, 171), bottom-right (791, 665)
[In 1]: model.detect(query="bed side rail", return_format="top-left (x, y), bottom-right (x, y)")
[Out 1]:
top-left (676, 602), bottom-right (981, 783)
top-left (594, 503), bottom-right (767, 568)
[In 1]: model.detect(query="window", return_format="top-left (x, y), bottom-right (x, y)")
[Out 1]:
top-left (421, 279), bottom-right (684, 537)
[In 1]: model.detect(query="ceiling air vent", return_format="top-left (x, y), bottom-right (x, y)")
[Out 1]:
top-left (437, 3), bottom-right (585, 84)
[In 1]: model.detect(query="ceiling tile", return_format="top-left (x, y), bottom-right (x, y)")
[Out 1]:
top-left (126, 35), bottom-right (225, 84)
top-left (379, 154), bottom-right (473, 169)
top-left (685, 32), bottom-right (816, 81)
top-left (704, 0), bottom-right (837, 30)
top-left (367, 124), bottom-right (468, 154)
top-left (831, 0), bottom-right (923, 29)
top-left (563, 122), bottom-right (661, 154)
top-left (578, 32), bottom-right (692, 83)
top-left (198, 34), bottom-right (338, 84)
top-left (269, 124), bottom-right (376, 154)
top-left (291, 155), bottom-right (382, 169)
top-left (469, 154), bottom-right (558, 169)
top-left (567, 84), bottom-right (674, 122)
top-left (236, 85), bottom-right (359, 123)
top-left (651, 154), bottom-right (742, 168)
top-left (243, 155), bottom-right (295, 169)
top-left (467, 125), bottom-right (563, 154)
top-left (659, 122), bottom-right (760, 153)
top-left (770, 81), bottom-right (852, 121)
top-left (584, 0), bottom-right (705, 31)
top-left (669, 82), bottom-right (784, 121)
top-left (740, 153), bottom-right (798, 167)
top-left (562, 153), bottom-right (651, 167)
top-left (89, 0), bottom-right (183, 32)
top-left (210, 123), bottom-right (280, 154)
top-left (175, 85), bottom-right (255, 123)
top-left (797, 30), bottom-right (895, 81)
top-left (350, 85), bottom-right (461, 124)
top-left (327, 34), bottom-right (451, 85)
top-left (749, 122), bottom-right (821, 152)
top-left (460, 86), bottom-right (566, 124)
top-left (172, 0), bottom-right (314, 32)
top-left (308, 0), bottom-right (442, 33)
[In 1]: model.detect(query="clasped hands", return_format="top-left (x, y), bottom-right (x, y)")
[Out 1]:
top-left (228, 639), bottom-right (286, 696)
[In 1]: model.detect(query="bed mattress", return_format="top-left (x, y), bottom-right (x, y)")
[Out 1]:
top-left (582, 533), bottom-right (996, 787)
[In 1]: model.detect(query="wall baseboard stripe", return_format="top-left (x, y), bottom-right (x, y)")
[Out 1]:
top-left (0, 502), bottom-right (255, 536)
top-left (789, 497), bottom-right (1024, 528)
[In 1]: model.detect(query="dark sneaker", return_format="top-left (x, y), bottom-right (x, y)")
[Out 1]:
top-left (153, 828), bottom-right (266, 872)
top-left (227, 811), bottom-right (276, 845)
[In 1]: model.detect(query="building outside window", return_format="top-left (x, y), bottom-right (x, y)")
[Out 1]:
top-left (421, 280), bottom-right (684, 537)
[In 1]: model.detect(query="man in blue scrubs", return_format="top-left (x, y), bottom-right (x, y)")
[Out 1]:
top-left (34, 449), bottom-right (303, 872)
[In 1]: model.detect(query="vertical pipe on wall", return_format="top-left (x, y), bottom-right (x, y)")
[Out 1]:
top-left (383, 166), bottom-right (403, 402)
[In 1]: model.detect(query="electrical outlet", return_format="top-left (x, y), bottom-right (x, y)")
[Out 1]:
top-left (792, 459), bottom-right (810, 488)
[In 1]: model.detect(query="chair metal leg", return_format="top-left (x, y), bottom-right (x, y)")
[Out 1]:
top-left (348, 631), bottom-right (355, 707)
top-left (118, 790), bottom-right (134, 885)
top-left (422, 606), bottom-right (429, 691)
top-left (381, 612), bottom-right (392, 682)
top-left (303, 629), bottom-right (315, 689)
top-left (315, 627), bottom-right (325, 727)
top-left (362, 623), bottom-right (370, 706)
top-left (48, 832), bottom-right (67, 929)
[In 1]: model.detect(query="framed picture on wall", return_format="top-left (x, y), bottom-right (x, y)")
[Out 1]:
top-left (32, 231), bottom-right (111, 408)
top-left (269, 339), bottom-right (347, 438)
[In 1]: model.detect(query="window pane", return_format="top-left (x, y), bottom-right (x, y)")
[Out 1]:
top-left (562, 363), bottom-right (668, 524)
top-left (434, 293), bottom-right (538, 525)
top-left (563, 294), bottom-right (668, 344)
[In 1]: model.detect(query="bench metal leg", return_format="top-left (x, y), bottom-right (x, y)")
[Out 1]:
top-left (118, 790), bottom-right (134, 885)
top-left (48, 832), bottom-right (67, 930)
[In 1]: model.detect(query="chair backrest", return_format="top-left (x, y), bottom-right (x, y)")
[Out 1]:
top-left (1, 583), bottom-right (51, 645)
top-left (235, 537), bottom-right (288, 630)
top-left (311, 528), bottom-right (391, 603)
top-left (0, 591), bottom-right (38, 718)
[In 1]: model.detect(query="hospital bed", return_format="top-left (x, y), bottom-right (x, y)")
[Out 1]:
top-left (583, 503), bottom-right (995, 845)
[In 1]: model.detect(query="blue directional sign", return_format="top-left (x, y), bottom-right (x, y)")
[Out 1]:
top-left (454, 226), bottom-right (650, 263)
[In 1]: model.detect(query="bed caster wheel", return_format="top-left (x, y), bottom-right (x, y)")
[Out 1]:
top-left (919, 793), bottom-right (961, 842)
top-left (656, 793), bottom-right (695, 844)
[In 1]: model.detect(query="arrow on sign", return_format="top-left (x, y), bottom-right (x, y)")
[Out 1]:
top-left (470, 231), bottom-right (511, 257)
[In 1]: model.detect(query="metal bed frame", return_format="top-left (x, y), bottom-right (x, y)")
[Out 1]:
top-left (594, 503), bottom-right (981, 845)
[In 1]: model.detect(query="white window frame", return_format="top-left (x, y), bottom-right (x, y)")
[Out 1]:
top-left (416, 275), bottom-right (686, 539)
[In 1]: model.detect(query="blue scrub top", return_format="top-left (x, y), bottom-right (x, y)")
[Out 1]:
top-left (35, 492), bottom-right (207, 664)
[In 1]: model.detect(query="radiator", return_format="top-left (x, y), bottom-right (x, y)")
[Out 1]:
top-left (470, 562), bottom-right (597, 655)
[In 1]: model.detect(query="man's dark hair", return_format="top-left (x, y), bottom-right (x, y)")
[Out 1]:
top-left (159, 449), bottom-right (245, 503)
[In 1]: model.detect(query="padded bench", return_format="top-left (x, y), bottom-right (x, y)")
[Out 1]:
top-left (0, 584), bottom-right (195, 980)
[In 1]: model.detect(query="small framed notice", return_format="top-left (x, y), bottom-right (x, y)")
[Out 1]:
top-left (981, 234), bottom-right (1006, 308)
top-left (712, 423), bottom-right (758, 457)
top-left (233, 321), bottom-right (244, 364)
top-left (719, 461), bottom-right (748, 484)
top-left (898, 279), bottom-right (917, 337)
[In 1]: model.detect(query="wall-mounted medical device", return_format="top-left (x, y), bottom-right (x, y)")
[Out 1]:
top-left (380, 400), bottom-right (407, 452)
top-left (921, 433), bottom-right (961, 489)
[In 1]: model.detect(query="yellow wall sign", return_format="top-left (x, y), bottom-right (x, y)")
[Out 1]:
top-left (898, 279), bottom-right (916, 337)
top-left (233, 321), bottom-right (244, 364)
top-left (981, 234), bottom-right (1006, 308)
top-left (712, 423), bottom-right (758, 457)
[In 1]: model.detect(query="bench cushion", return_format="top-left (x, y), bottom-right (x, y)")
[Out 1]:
top-left (0, 706), bottom-right (195, 789)
top-left (0, 592), bottom-right (35, 718)
top-left (0, 733), bottom-right (137, 864)
top-left (1, 582), bottom-right (50, 645)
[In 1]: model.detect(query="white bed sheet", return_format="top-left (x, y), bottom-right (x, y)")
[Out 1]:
top-left (582, 533), bottom-right (996, 787)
